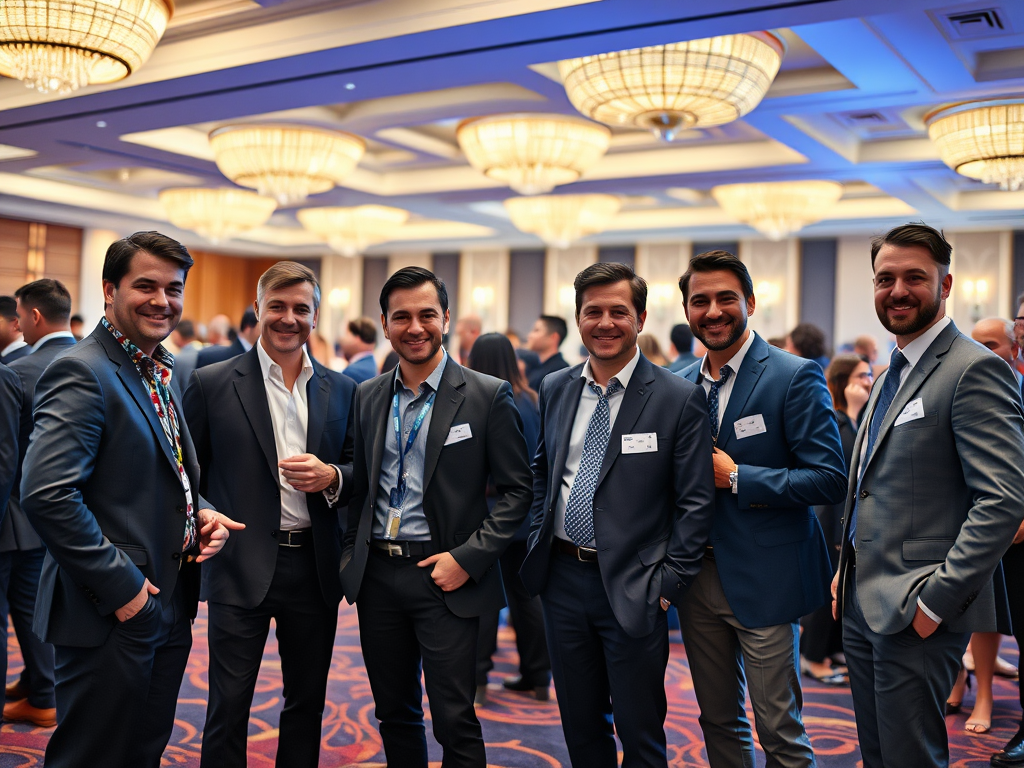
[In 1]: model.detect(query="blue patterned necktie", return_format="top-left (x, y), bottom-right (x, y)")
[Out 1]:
top-left (564, 379), bottom-right (623, 546)
top-left (706, 365), bottom-right (732, 444)
top-left (849, 348), bottom-right (909, 545)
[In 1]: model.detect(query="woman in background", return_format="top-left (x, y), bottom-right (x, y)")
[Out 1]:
top-left (637, 333), bottom-right (669, 367)
top-left (467, 333), bottom-right (550, 704)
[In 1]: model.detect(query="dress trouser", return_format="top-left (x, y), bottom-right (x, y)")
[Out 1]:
top-left (476, 540), bottom-right (551, 686)
top-left (843, 572), bottom-right (968, 768)
top-left (356, 548), bottom-right (485, 768)
top-left (0, 547), bottom-right (56, 708)
top-left (1003, 543), bottom-right (1024, 715)
top-left (201, 543), bottom-right (338, 768)
top-left (541, 550), bottom-right (670, 768)
top-left (677, 558), bottom-right (815, 768)
top-left (45, 576), bottom-right (192, 768)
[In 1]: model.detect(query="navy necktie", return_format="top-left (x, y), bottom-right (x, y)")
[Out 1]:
top-left (849, 349), bottom-right (908, 545)
top-left (706, 365), bottom-right (732, 444)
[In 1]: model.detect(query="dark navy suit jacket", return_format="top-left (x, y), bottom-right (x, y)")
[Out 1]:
top-left (343, 354), bottom-right (378, 385)
top-left (0, 363), bottom-right (20, 521)
top-left (196, 337), bottom-right (245, 369)
top-left (679, 333), bottom-right (847, 628)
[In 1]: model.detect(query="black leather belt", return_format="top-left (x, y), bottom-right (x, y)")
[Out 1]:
top-left (555, 538), bottom-right (598, 563)
top-left (370, 539), bottom-right (433, 558)
top-left (703, 546), bottom-right (715, 561)
top-left (278, 528), bottom-right (311, 547)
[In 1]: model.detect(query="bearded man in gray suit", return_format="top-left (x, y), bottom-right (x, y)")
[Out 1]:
top-left (833, 223), bottom-right (1024, 768)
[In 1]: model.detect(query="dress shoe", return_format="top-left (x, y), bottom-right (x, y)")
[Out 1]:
top-left (992, 729), bottom-right (1024, 767)
top-left (3, 699), bottom-right (56, 728)
top-left (5, 679), bottom-right (29, 701)
top-left (502, 675), bottom-right (550, 701)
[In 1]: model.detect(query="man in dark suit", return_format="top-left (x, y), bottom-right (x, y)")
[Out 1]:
top-left (1, 279), bottom-right (76, 727)
top-left (677, 250), bottom-right (847, 768)
top-left (0, 296), bottom-right (29, 365)
top-left (184, 262), bottom-right (356, 768)
top-left (340, 316), bottom-right (379, 384)
top-left (20, 232), bottom-right (242, 768)
top-left (832, 224), bottom-right (1024, 768)
top-left (340, 266), bottom-right (532, 767)
top-left (526, 314), bottom-right (570, 390)
top-left (0, 366), bottom-right (21, 703)
top-left (196, 308), bottom-right (257, 368)
top-left (667, 323), bottom-right (698, 372)
top-left (520, 262), bottom-right (715, 767)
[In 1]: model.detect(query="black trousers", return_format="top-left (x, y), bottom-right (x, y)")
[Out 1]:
top-left (1003, 543), bottom-right (1024, 715)
top-left (0, 547), bottom-right (56, 708)
top-left (542, 551), bottom-right (670, 768)
top-left (357, 549), bottom-right (484, 768)
top-left (843, 575), bottom-right (968, 768)
top-left (45, 577), bottom-right (192, 768)
top-left (476, 540), bottom-right (551, 686)
top-left (201, 543), bottom-right (338, 768)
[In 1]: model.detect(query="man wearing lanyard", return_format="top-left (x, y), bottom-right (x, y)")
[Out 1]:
top-left (340, 266), bottom-right (533, 768)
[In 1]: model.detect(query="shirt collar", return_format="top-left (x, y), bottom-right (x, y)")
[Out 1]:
top-left (581, 346), bottom-right (641, 389)
top-left (394, 348), bottom-right (448, 395)
top-left (898, 315), bottom-right (951, 368)
top-left (32, 330), bottom-right (75, 352)
top-left (239, 335), bottom-right (253, 352)
top-left (699, 330), bottom-right (757, 382)
top-left (1, 340), bottom-right (27, 357)
top-left (257, 336), bottom-right (314, 384)
top-left (348, 350), bottom-right (374, 364)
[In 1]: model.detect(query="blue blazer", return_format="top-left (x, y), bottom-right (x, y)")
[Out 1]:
top-left (343, 354), bottom-right (379, 385)
top-left (679, 334), bottom-right (847, 628)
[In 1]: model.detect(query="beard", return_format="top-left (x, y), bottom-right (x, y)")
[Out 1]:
top-left (694, 314), bottom-right (747, 351)
top-left (876, 288), bottom-right (941, 336)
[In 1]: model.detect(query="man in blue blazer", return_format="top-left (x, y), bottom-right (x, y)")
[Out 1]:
top-left (521, 262), bottom-right (715, 767)
top-left (677, 250), bottom-right (847, 768)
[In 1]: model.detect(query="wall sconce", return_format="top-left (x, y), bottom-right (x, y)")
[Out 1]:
top-left (328, 287), bottom-right (351, 309)
top-left (755, 279), bottom-right (782, 324)
top-left (558, 285), bottom-right (576, 309)
top-left (471, 286), bottom-right (495, 307)
top-left (647, 282), bottom-right (677, 307)
top-left (961, 278), bottom-right (989, 323)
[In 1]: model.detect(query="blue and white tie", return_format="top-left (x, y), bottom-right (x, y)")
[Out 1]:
top-left (564, 379), bottom-right (623, 546)
top-left (707, 366), bottom-right (732, 444)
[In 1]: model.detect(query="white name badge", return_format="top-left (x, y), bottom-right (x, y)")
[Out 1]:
top-left (894, 397), bottom-right (925, 427)
top-left (444, 423), bottom-right (473, 446)
top-left (734, 414), bottom-right (767, 440)
top-left (622, 432), bottom-right (658, 454)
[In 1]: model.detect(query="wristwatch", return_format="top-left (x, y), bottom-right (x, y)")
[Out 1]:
top-left (729, 469), bottom-right (738, 494)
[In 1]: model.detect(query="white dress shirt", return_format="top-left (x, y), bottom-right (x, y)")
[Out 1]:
top-left (31, 330), bottom-right (75, 352)
top-left (554, 347), bottom-right (641, 546)
top-left (697, 330), bottom-right (758, 436)
top-left (257, 339), bottom-right (315, 530)
top-left (1, 339), bottom-right (27, 358)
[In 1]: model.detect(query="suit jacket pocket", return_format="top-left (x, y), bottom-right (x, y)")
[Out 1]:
top-left (902, 538), bottom-right (955, 561)
top-left (892, 412), bottom-right (939, 431)
top-left (754, 518), bottom-right (813, 547)
top-left (117, 544), bottom-right (148, 566)
top-left (638, 534), bottom-right (669, 566)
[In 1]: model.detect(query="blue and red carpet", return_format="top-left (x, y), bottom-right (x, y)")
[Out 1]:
top-left (2, 602), bottom-right (1020, 766)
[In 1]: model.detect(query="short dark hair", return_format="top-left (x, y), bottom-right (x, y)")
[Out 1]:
top-left (176, 319), bottom-right (196, 340)
top-left (379, 266), bottom-right (448, 316)
top-left (0, 296), bottom-right (16, 321)
top-left (538, 315), bottom-right (568, 345)
top-left (788, 322), bottom-right (829, 360)
top-left (70, 314), bottom-right (84, 325)
top-left (103, 231), bottom-right (194, 287)
top-left (348, 317), bottom-right (377, 345)
top-left (15, 279), bottom-right (72, 324)
top-left (679, 250), bottom-right (753, 303)
top-left (670, 323), bottom-right (694, 354)
top-left (870, 222), bottom-right (951, 269)
top-left (573, 262), bottom-right (646, 318)
top-left (240, 307), bottom-right (258, 331)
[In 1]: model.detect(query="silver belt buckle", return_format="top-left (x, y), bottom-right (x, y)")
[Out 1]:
top-left (387, 542), bottom-right (404, 557)
top-left (578, 546), bottom-right (597, 562)
top-left (280, 531), bottom-right (301, 548)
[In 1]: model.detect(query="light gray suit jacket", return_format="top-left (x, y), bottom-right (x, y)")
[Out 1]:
top-left (836, 321), bottom-right (1024, 635)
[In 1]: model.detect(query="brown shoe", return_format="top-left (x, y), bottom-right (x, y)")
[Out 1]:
top-left (3, 699), bottom-right (56, 727)
top-left (4, 679), bottom-right (29, 701)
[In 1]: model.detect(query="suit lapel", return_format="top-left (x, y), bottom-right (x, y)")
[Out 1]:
top-left (716, 335), bottom-right (768, 451)
top-left (367, 376), bottom-right (392, 495)
top-left (422, 361), bottom-right (466, 491)
top-left (550, 371), bottom-right (587, 491)
top-left (305, 362), bottom-right (330, 455)
top-left (231, 350), bottom-right (279, 481)
top-left (596, 354), bottom-right (655, 488)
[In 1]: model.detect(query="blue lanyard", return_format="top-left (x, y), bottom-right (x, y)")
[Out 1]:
top-left (389, 388), bottom-right (436, 508)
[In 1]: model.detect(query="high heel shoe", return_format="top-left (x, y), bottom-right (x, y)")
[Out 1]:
top-left (946, 664), bottom-right (971, 715)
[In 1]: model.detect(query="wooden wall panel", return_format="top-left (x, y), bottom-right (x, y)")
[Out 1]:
top-left (0, 219), bottom-right (31, 297)
top-left (182, 251), bottom-right (291, 329)
top-left (0, 217), bottom-right (82, 308)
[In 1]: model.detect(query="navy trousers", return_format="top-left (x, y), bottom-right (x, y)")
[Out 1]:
top-left (0, 547), bottom-right (55, 708)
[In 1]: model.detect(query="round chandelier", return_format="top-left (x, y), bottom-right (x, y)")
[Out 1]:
top-left (456, 113), bottom-right (611, 195)
top-left (159, 187), bottom-right (277, 242)
top-left (209, 124), bottom-right (365, 207)
top-left (297, 205), bottom-right (409, 257)
top-left (926, 100), bottom-right (1024, 191)
top-left (711, 180), bottom-right (843, 240)
top-left (0, 0), bottom-right (173, 94)
top-left (504, 194), bottom-right (621, 249)
top-left (558, 32), bottom-right (785, 141)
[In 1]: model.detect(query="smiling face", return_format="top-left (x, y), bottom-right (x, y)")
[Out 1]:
top-left (872, 243), bottom-right (950, 342)
top-left (683, 269), bottom-right (754, 353)
top-left (103, 250), bottom-right (184, 355)
top-left (382, 281), bottom-right (449, 367)
top-left (256, 280), bottom-right (317, 357)
top-left (576, 280), bottom-right (645, 366)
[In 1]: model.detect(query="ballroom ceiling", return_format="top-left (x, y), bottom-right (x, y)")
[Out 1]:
top-left (0, 0), bottom-right (1022, 255)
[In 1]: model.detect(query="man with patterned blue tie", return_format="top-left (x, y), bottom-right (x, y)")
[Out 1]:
top-left (520, 262), bottom-right (715, 767)
top-left (676, 250), bottom-right (847, 768)
top-left (834, 223), bottom-right (1024, 768)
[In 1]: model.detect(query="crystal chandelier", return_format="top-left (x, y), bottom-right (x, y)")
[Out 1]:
top-left (209, 124), bottom-right (366, 206)
top-left (457, 113), bottom-right (611, 195)
top-left (159, 188), bottom-right (277, 242)
top-left (297, 205), bottom-right (409, 256)
top-left (0, 0), bottom-right (172, 94)
top-left (559, 32), bottom-right (784, 141)
top-left (711, 180), bottom-right (843, 240)
top-left (504, 194), bottom-right (621, 249)
top-left (926, 100), bottom-right (1024, 191)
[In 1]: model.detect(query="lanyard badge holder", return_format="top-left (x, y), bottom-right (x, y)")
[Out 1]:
top-left (384, 389), bottom-right (436, 540)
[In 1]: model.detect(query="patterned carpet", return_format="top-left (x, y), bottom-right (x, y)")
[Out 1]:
top-left (2, 601), bottom-right (1021, 767)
